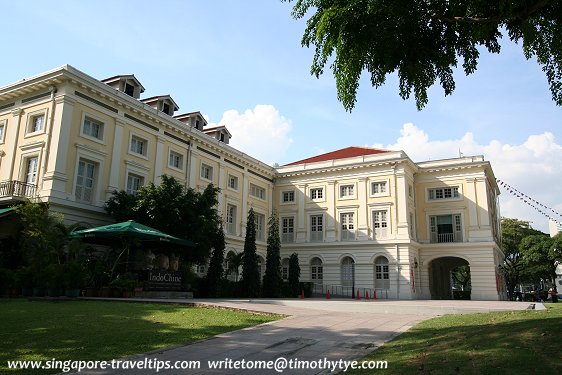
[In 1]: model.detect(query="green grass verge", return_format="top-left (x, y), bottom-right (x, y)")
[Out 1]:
top-left (349, 303), bottom-right (562, 375)
top-left (0, 299), bottom-right (281, 374)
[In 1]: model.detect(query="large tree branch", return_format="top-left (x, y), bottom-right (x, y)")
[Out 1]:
top-left (431, 0), bottom-right (553, 24)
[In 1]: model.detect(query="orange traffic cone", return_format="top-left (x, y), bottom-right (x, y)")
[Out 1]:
top-left (373, 290), bottom-right (377, 300)
top-left (356, 289), bottom-right (360, 300)
top-left (300, 289), bottom-right (304, 299)
top-left (365, 290), bottom-right (369, 300)
top-left (327, 289), bottom-right (331, 299)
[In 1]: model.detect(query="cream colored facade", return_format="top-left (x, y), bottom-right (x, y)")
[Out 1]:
top-left (0, 65), bottom-right (506, 300)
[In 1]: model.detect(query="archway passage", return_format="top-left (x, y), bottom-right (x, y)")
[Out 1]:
top-left (429, 256), bottom-right (470, 300)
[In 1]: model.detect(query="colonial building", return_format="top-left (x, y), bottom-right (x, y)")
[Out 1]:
top-left (0, 65), bottom-right (506, 300)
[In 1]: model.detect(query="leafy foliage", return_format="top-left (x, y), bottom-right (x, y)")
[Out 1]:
top-left (225, 251), bottom-right (243, 282)
top-left (105, 175), bottom-right (223, 264)
top-left (205, 224), bottom-right (226, 297)
top-left (288, 253), bottom-right (301, 297)
top-left (240, 208), bottom-right (261, 297)
top-left (286, 0), bottom-right (562, 110)
top-left (519, 234), bottom-right (557, 285)
top-left (262, 212), bottom-right (283, 297)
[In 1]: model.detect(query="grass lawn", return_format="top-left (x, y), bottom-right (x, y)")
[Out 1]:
top-left (0, 299), bottom-right (281, 374)
top-left (349, 303), bottom-right (562, 375)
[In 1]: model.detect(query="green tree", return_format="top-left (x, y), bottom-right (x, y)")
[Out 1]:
top-left (226, 251), bottom-right (243, 282)
top-left (262, 212), bottom-right (283, 297)
top-left (499, 218), bottom-right (543, 299)
top-left (520, 234), bottom-right (557, 286)
top-left (205, 224), bottom-right (226, 297)
top-left (288, 253), bottom-right (301, 297)
top-left (105, 175), bottom-right (222, 264)
top-left (286, 0), bottom-right (562, 110)
top-left (240, 208), bottom-right (261, 297)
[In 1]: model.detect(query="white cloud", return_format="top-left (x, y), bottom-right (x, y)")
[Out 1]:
top-left (214, 105), bottom-right (293, 165)
top-left (378, 124), bottom-right (562, 233)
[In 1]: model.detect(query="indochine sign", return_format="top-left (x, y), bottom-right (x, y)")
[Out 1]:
top-left (145, 271), bottom-right (182, 291)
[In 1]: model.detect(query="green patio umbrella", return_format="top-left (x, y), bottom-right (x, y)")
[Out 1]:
top-left (70, 220), bottom-right (195, 274)
top-left (70, 220), bottom-right (195, 247)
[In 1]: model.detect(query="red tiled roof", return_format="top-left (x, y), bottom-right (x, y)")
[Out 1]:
top-left (284, 146), bottom-right (390, 166)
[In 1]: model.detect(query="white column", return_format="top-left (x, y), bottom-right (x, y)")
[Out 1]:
top-left (357, 177), bottom-right (369, 240)
top-left (325, 181), bottom-right (337, 242)
top-left (296, 183), bottom-right (306, 243)
top-left (218, 165), bottom-right (226, 214)
top-left (43, 96), bottom-right (75, 199)
top-left (5, 108), bottom-right (23, 180)
top-left (241, 174), bottom-right (249, 235)
top-left (395, 170), bottom-right (409, 239)
top-left (107, 119), bottom-right (124, 194)
top-left (153, 135), bottom-right (164, 185)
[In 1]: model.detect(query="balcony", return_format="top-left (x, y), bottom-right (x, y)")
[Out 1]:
top-left (0, 180), bottom-right (37, 200)
top-left (430, 232), bottom-right (462, 243)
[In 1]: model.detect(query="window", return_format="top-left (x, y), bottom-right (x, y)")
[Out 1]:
top-left (373, 210), bottom-right (388, 238)
top-left (82, 116), bottom-right (104, 140)
top-left (201, 163), bottom-right (213, 180)
top-left (310, 214), bottom-right (323, 242)
top-left (340, 213), bottom-right (355, 241)
top-left (409, 212), bottom-right (415, 239)
top-left (374, 257), bottom-right (390, 289)
top-left (281, 217), bottom-right (294, 243)
top-left (75, 159), bottom-right (96, 203)
top-left (310, 188), bottom-right (323, 200)
top-left (282, 191), bottom-right (295, 203)
top-left (24, 156), bottom-right (38, 185)
top-left (228, 175), bottom-right (238, 190)
top-left (250, 183), bottom-right (265, 199)
top-left (126, 173), bottom-right (144, 195)
top-left (124, 83), bottom-right (135, 96)
top-left (371, 181), bottom-right (387, 195)
top-left (226, 204), bottom-right (237, 235)
top-left (341, 257), bottom-right (355, 287)
top-left (282, 258), bottom-right (290, 281)
top-left (28, 113), bottom-right (45, 133)
top-left (162, 102), bottom-right (171, 115)
top-left (340, 184), bottom-right (354, 198)
top-left (130, 135), bottom-right (147, 156)
top-left (255, 213), bottom-right (265, 241)
top-left (429, 214), bottom-right (463, 243)
top-left (0, 121), bottom-right (5, 143)
top-left (311, 258), bottom-right (323, 281)
top-left (169, 151), bottom-right (183, 169)
top-left (428, 186), bottom-right (460, 200)
top-left (196, 264), bottom-right (206, 274)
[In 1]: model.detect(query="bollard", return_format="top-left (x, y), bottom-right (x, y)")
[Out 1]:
top-left (300, 289), bottom-right (304, 299)
top-left (365, 290), bottom-right (369, 300)
top-left (373, 290), bottom-right (377, 300)
top-left (356, 289), bottom-right (360, 300)
top-left (327, 289), bottom-right (331, 299)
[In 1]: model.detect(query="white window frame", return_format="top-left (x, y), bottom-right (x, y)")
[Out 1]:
top-left (281, 216), bottom-right (295, 243)
top-left (23, 155), bottom-right (39, 185)
top-left (227, 174), bottom-right (239, 191)
top-left (372, 209), bottom-right (389, 239)
top-left (226, 204), bottom-right (237, 235)
top-left (427, 186), bottom-right (461, 201)
top-left (340, 212), bottom-right (356, 241)
top-left (73, 144), bottom-right (107, 206)
top-left (428, 213), bottom-right (463, 243)
top-left (75, 158), bottom-right (98, 203)
top-left (249, 183), bottom-right (266, 200)
top-left (339, 183), bottom-right (356, 199)
top-left (341, 256), bottom-right (355, 287)
top-left (310, 187), bottom-right (324, 201)
top-left (255, 212), bottom-right (266, 241)
top-left (129, 133), bottom-right (149, 158)
top-left (282, 258), bottom-right (290, 281)
top-left (168, 149), bottom-right (184, 171)
top-left (374, 256), bottom-right (390, 290)
top-left (126, 172), bottom-right (144, 195)
top-left (281, 190), bottom-right (295, 204)
top-left (0, 119), bottom-right (6, 143)
top-left (25, 109), bottom-right (48, 136)
top-left (80, 113), bottom-right (105, 143)
top-left (370, 180), bottom-right (389, 197)
top-left (200, 162), bottom-right (213, 181)
top-left (309, 214), bottom-right (323, 242)
top-left (310, 257), bottom-right (323, 281)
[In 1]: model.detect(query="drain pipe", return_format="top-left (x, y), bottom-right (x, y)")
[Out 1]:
top-left (396, 244), bottom-right (400, 299)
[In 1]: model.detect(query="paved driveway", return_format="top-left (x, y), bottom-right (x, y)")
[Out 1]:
top-left (84, 298), bottom-right (534, 374)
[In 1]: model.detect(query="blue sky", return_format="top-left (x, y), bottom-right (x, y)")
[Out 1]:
top-left (1, 0), bottom-right (561, 233)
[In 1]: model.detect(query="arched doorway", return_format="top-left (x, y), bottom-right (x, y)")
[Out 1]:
top-left (374, 256), bottom-right (390, 290)
top-left (429, 256), bottom-right (470, 300)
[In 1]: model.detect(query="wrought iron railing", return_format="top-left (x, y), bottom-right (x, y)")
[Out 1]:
top-left (0, 180), bottom-right (36, 198)
top-left (311, 283), bottom-right (389, 299)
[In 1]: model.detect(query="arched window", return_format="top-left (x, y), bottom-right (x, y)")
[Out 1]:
top-left (341, 256), bottom-right (355, 287)
top-left (374, 256), bottom-right (390, 289)
top-left (310, 257), bottom-right (323, 282)
top-left (282, 258), bottom-right (290, 281)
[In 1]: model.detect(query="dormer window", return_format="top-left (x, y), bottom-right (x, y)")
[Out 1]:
top-left (162, 102), bottom-right (170, 115)
top-left (141, 95), bottom-right (179, 116)
top-left (101, 74), bottom-right (145, 99)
